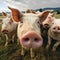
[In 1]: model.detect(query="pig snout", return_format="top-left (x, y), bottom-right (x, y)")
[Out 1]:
top-left (43, 24), bottom-right (50, 29)
top-left (52, 26), bottom-right (60, 34)
top-left (20, 31), bottom-right (43, 49)
top-left (2, 29), bottom-right (8, 34)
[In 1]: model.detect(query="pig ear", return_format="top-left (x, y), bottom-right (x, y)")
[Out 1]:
top-left (38, 10), bottom-right (51, 23)
top-left (25, 9), bottom-right (31, 13)
top-left (2, 12), bottom-right (7, 16)
top-left (25, 9), bottom-right (36, 14)
top-left (31, 9), bottom-right (36, 14)
top-left (8, 7), bottom-right (22, 22)
top-left (39, 10), bottom-right (51, 18)
top-left (50, 12), bottom-right (57, 17)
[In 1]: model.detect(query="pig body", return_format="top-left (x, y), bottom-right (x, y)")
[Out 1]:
top-left (1, 13), bottom-right (18, 46)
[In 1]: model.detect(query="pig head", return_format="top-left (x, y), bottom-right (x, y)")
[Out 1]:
top-left (48, 20), bottom-right (60, 40)
top-left (9, 7), bottom-right (52, 49)
top-left (1, 12), bottom-right (17, 34)
top-left (42, 12), bottom-right (56, 29)
top-left (1, 12), bottom-right (18, 46)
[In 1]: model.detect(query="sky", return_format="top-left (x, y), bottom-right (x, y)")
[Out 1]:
top-left (0, 0), bottom-right (60, 12)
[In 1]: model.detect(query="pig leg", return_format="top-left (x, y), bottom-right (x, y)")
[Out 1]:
top-left (17, 39), bottom-right (20, 45)
top-left (0, 32), bottom-right (2, 40)
top-left (0, 31), bottom-right (2, 40)
top-left (52, 41), bottom-right (60, 51)
top-left (5, 34), bottom-right (9, 47)
top-left (17, 38), bottom-right (20, 45)
top-left (13, 34), bottom-right (18, 44)
top-left (12, 35), bottom-right (15, 43)
top-left (21, 46), bottom-right (25, 56)
top-left (12, 34), bottom-right (19, 44)
top-left (30, 48), bottom-right (35, 60)
top-left (46, 35), bottom-right (51, 50)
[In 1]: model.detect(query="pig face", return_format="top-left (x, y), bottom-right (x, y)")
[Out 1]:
top-left (9, 7), bottom-right (51, 49)
top-left (49, 20), bottom-right (60, 40)
top-left (42, 12), bottom-right (56, 30)
top-left (1, 12), bottom-right (17, 34)
top-left (17, 13), bottom-right (43, 49)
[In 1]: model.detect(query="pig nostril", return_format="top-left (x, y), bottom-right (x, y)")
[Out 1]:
top-left (34, 38), bottom-right (39, 42)
top-left (44, 24), bottom-right (49, 28)
top-left (53, 27), bottom-right (55, 30)
top-left (44, 24), bottom-right (50, 29)
top-left (44, 24), bottom-right (48, 26)
top-left (58, 28), bottom-right (60, 30)
top-left (24, 38), bottom-right (29, 42)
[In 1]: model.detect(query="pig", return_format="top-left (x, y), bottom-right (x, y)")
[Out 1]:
top-left (43, 12), bottom-right (60, 51)
top-left (42, 12), bottom-right (56, 29)
top-left (25, 9), bottom-right (36, 14)
top-left (36, 10), bottom-right (55, 48)
top-left (1, 12), bottom-right (18, 46)
top-left (46, 19), bottom-right (60, 51)
top-left (8, 7), bottom-right (52, 57)
top-left (0, 19), bottom-right (2, 24)
top-left (0, 19), bottom-right (2, 38)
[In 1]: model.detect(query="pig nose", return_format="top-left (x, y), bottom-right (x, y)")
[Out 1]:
top-left (2, 30), bottom-right (8, 34)
top-left (20, 31), bottom-right (43, 49)
top-left (44, 24), bottom-right (49, 29)
top-left (53, 26), bottom-right (60, 33)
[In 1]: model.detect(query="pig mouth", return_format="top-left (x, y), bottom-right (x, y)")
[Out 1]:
top-left (53, 30), bottom-right (60, 34)
top-left (2, 30), bottom-right (8, 34)
top-left (20, 31), bottom-right (43, 49)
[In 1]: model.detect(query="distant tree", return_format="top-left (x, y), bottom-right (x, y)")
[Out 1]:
top-left (0, 13), bottom-right (2, 16)
top-left (39, 9), bottom-right (42, 12)
top-left (55, 10), bottom-right (60, 14)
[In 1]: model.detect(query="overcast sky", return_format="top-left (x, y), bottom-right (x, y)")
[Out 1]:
top-left (0, 0), bottom-right (60, 12)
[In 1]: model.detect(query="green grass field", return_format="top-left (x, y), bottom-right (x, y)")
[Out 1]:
top-left (56, 14), bottom-right (60, 18)
top-left (0, 14), bottom-right (60, 60)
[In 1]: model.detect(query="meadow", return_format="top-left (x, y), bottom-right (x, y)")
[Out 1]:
top-left (0, 14), bottom-right (60, 60)
top-left (56, 14), bottom-right (60, 18)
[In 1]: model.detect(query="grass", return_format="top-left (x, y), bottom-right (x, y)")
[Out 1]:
top-left (0, 16), bottom-right (6, 19)
top-left (56, 14), bottom-right (60, 18)
top-left (0, 14), bottom-right (60, 60)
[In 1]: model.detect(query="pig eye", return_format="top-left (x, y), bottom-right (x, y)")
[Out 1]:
top-left (37, 21), bottom-right (40, 24)
top-left (53, 27), bottom-right (55, 29)
top-left (52, 23), bottom-right (54, 24)
top-left (9, 22), bottom-right (11, 24)
top-left (20, 20), bottom-right (23, 23)
top-left (2, 22), bottom-right (3, 24)
top-left (37, 21), bottom-right (40, 27)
